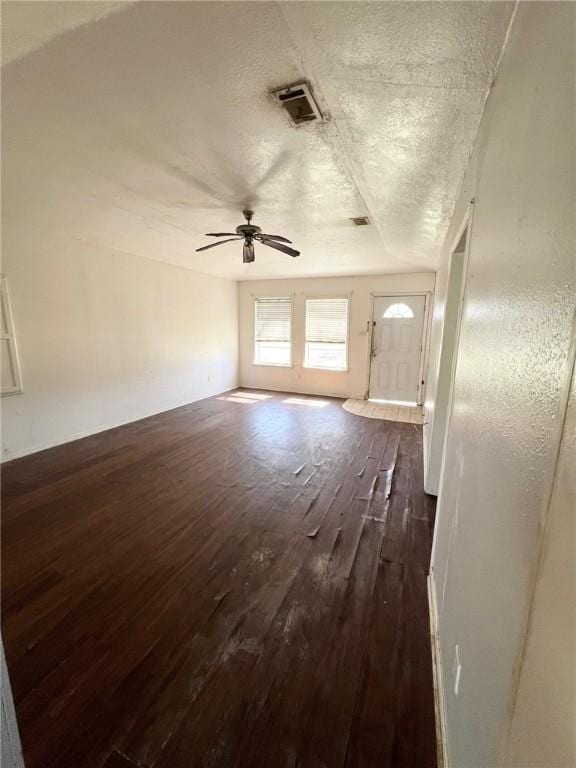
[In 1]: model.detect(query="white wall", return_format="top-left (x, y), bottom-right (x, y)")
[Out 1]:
top-left (1, 226), bottom-right (238, 461)
top-left (238, 273), bottom-right (435, 400)
top-left (505, 358), bottom-right (575, 768)
top-left (426, 4), bottom-right (575, 767)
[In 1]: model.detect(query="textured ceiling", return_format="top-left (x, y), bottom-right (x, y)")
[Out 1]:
top-left (2, 1), bottom-right (514, 279)
top-left (0, 1), bottom-right (132, 65)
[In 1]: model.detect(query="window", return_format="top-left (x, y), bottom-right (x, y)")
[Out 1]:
top-left (304, 297), bottom-right (349, 371)
top-left (383, 302), bottom-right (414, 319)
top-left (254, 297), bottom-right (292, 366)
top-left (1, 277), bottom-right (23, 396)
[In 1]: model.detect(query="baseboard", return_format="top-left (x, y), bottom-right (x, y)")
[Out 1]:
top-left (1, 384), bottom-right (238, 463)
top-left (423, 419), bottom-right (430, 483)
top-left (428, 573), bottom-right (449, 768)
top-left (1, 639), bottom-right (26, 768)
top-left (422, 413), bottom-right (439, 496)
top-left (238, 383), bottom-right (355, 401)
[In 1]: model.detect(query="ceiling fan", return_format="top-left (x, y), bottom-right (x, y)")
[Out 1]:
top-left (195, 209), bottom-right (300, 263)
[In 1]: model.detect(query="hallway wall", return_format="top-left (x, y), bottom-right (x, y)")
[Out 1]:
top-left (505, 357), bottom-right (575, 767)
top-left (426, 3), bottom-right (575, 766)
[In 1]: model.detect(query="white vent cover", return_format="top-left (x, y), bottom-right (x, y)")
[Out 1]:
top-left (271, 81), bottom-right (324, 126)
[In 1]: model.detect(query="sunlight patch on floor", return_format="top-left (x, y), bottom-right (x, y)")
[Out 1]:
top-left (234, 391), bottom-right (272, 400)
top-left (218, 395), bottom-right (259, 404)
top-left (283, 397), bottom-right (330, 408)
top-left (218, 391), bottom-right (274, 405)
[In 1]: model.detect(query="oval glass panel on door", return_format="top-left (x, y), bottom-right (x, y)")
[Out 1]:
top-left (368, 295), bottom-right (426, 404)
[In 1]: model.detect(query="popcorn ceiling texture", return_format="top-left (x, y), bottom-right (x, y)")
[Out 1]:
top-left (2, 1), bottom-right (514, 280)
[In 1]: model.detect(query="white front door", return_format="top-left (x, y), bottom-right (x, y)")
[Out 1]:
top-left (368, 295), bottom-right (426, 403)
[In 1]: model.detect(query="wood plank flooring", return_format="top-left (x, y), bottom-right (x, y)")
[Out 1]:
top-left (1, 390), bottom-right (437, 768)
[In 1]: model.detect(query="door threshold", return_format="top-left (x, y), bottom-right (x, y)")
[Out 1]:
top-left (368, 398), bottom-right (419, 407)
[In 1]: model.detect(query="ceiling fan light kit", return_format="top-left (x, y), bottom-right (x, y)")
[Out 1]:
top-left (196, 209), bottom-right (300, 264)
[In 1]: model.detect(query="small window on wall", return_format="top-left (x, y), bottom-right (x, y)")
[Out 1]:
top-left (304, 297), bottom-right (349, 371)
top-left (254, 297), bottom-right (292, 366)
top-left (1, 277), bottom-right (23, 396)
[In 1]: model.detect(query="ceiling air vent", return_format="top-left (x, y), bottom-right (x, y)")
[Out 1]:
top-left (271, 81), bottom-right (324, 126)
top-left (351, 216), bottom-right (370, 226)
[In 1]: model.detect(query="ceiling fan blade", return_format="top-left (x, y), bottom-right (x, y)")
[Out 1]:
top-left (256, 233), bottom-right (292, 244)
top-left (195, 237), bottom-right (242, 252)
top-left (259, 237), bottom-right (300, 258)
top-left (243, 240), bottom-right (255, 264)
top-left (205, 232), bottom-right (238, 237)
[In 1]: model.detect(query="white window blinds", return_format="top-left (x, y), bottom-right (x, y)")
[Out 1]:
top-left (304, 297), bottom-right (349, 371)
top-left (254, 297), bottom-right (292, 366)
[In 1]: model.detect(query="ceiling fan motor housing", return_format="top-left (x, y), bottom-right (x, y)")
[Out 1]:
top-left (236, 224), bottom-right (261, 236)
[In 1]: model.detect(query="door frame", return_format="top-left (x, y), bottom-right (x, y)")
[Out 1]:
top-left (434, 200), bottom-right (475, 501)
top-left (365, 290), bottom-right (433, 404)
top-left (425, 202), bottom-right (474, 495)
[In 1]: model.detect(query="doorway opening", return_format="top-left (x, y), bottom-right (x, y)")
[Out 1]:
top-left (425, 220), bottom-right (470, 495)
top-left (368, 294), bottom-right (428, 405)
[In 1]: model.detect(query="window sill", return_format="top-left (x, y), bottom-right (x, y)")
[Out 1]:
top-left (303, 366), bottom-right (348, 373)
top-left (253, 362), bottom-right (293, 368)
top-left (1, 388), bottom-right (24, 397)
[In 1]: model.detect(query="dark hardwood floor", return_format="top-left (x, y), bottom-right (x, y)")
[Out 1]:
top-left (1, 390), bottom-right (437, 768)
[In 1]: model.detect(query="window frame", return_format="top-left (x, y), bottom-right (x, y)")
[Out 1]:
top-left (303, 294), bottom-right (350, 373)
top-left (1, 276), bottom-right (23, 397)
top-left (253, 295), bottom-right (294, 368)
top-left (382, 302), bottom-right (415, 319)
